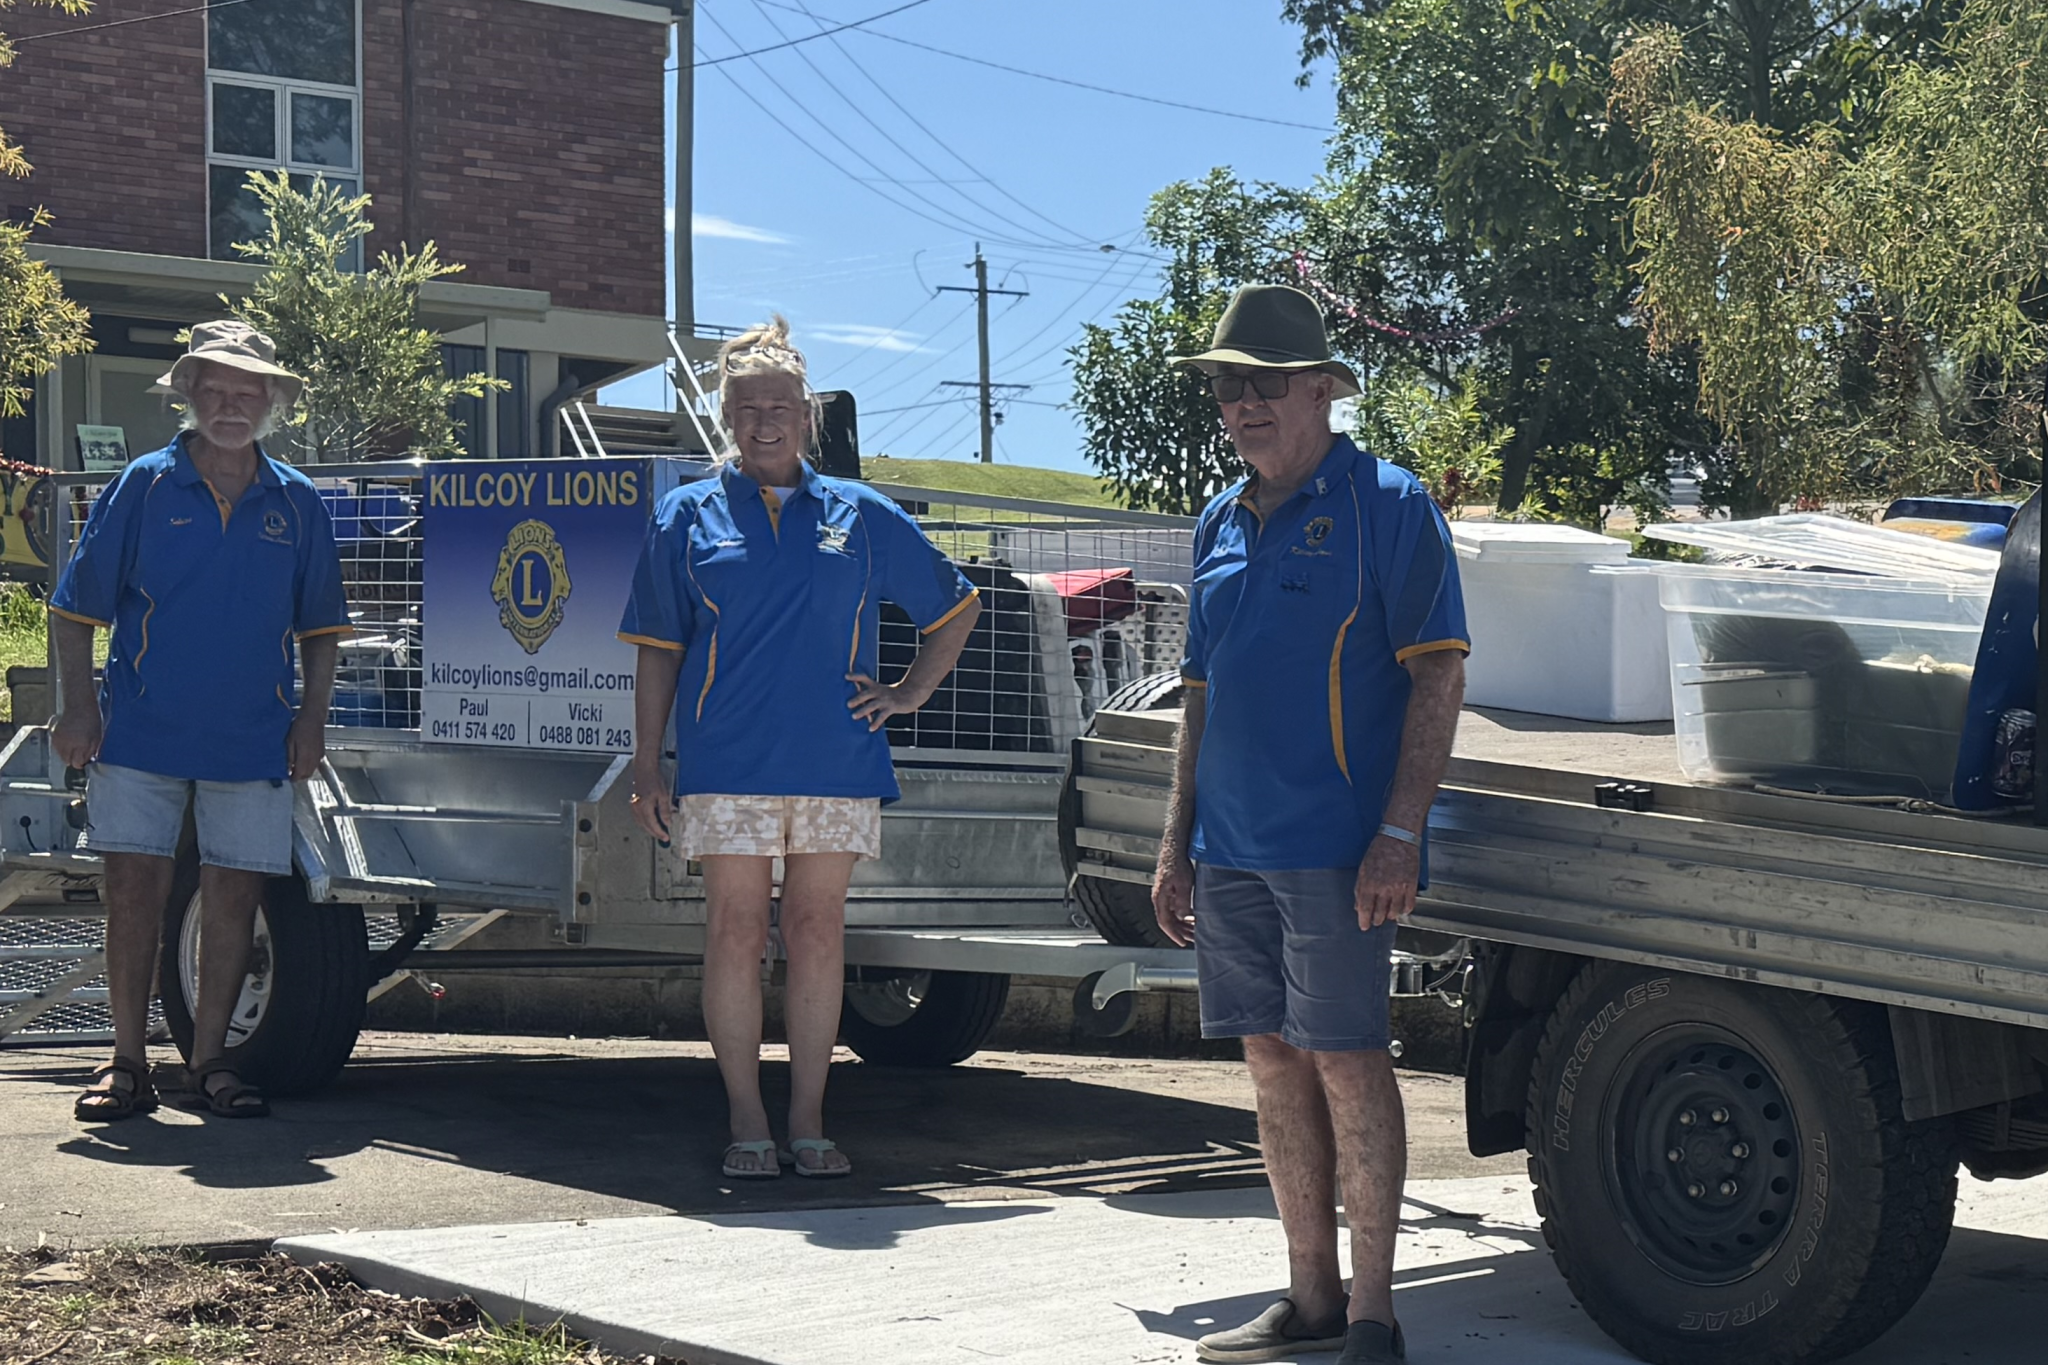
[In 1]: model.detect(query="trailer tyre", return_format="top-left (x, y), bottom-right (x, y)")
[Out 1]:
top-left (1059, 671), bottom-right (1185, 949)
top-left (159, 862), bottom-right (370, 1098)
top-left (839, 969), bottom-right (1009, 1066)
top-left (1526, 963), bottom-right (1957, 1365)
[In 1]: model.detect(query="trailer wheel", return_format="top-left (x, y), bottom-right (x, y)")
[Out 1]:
top-left (1526, 963), bottom-right (1957, 1365)
top-left (839, 969), bottom-right (1009, 1066)
top-left (160, 861), bottom-right (370, 1097)
top-left (1059, 671), bottom-right (1184, 949)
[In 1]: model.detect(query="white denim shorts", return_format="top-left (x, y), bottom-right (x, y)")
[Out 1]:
top-left (677, 794), bottom-right (883, 860)
top-left (85, 762), bottom-right (294, 875)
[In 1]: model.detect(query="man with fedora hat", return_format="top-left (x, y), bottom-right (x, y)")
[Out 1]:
top-left (50, 320), bottom-right (351, 1122)
top-left (1153, 285), bottom-right (1468, 1363)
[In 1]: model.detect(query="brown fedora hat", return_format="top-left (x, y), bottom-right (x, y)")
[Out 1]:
top-left (1172, 283), bottom-right (1360, 399)
top-left (157, 320), bottom-right (304, 407)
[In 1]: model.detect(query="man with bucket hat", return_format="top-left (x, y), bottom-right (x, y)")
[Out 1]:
top-left (1152, 285), bottom-right (1468, 1363)
top-left (49, 321), bottom-right (351, 1122)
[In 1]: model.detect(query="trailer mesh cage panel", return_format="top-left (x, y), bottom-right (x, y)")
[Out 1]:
top-left (45, 467), bottom-right (1197, 757)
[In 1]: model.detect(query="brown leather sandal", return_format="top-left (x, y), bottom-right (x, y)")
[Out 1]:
top-left (74, 1056), bottom-right (159, 1122)
top-left (188, 1057), bottom-right (270, 1118)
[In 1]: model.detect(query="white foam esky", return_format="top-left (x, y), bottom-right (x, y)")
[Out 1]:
top-left (603, 0), bottom-right (1334, 473)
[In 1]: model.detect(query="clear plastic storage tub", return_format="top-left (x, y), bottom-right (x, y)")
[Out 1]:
top-left (1657, 566), bottom-right (1992, 799)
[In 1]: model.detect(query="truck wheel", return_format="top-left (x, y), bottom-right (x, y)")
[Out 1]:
top-left (1060, 671), bottom-right (1184, 948)
top-left (160, 862), bottom-right (370, 1097)
top-left (839, 969), bottom-right (1009, 1066)
top-left (1526, 963), bottom-right (1957, 1365)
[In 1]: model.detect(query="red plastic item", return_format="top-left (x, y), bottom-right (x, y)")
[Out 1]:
top-left (1044, 567), bottom-right (1138, 636)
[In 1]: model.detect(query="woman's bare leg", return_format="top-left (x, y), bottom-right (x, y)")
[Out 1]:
top-left (778, 851), bottom-right (858, 1173)
top-left (699, 854), bottom-right (775, 1171)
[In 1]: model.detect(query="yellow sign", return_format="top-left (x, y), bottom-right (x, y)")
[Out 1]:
top-left (0, 472), bottom-right (52, 571)
top-left (489, 518), bottom-right (573, 655)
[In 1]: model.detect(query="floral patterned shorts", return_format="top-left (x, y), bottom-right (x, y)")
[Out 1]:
top-left (676, 794), bottom-right (883, 860)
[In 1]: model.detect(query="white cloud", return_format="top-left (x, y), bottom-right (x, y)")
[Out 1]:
top-left (811, 324), bottom-right (926, 354)
top-left (689, 211), bottom-right (791, 244)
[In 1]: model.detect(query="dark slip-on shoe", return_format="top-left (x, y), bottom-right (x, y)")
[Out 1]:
top-left (1335, 1319), bottom-right (1406, 1363)
top-left (1196, 1298), bottom-right (1348, 1362)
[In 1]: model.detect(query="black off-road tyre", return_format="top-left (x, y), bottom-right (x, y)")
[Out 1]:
top-left (839, 969), bottom-right (1010, 1067)
top-left (1526, 962), bottom-right (1958, 1365)
top-left (1059, 671), bottom-right (1185, 948)
top-left (160, 857), bottom-right (371, 1097)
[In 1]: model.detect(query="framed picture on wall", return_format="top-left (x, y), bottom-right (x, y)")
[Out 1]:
top-left (75, 425), bottom-right (129, 472)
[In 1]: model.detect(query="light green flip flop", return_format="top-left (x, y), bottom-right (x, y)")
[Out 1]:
top-left (779, 1138), bottom-right (852, 1179)
top-left (721, 1139), bottom-right (780, 1180)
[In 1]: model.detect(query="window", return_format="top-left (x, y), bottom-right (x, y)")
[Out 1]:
top-left (206, 0), bottom-right (361, 266)
top-left (497, 350), bottom-right (531, 458)
top-left (442, 345), bottom-right (487, 458)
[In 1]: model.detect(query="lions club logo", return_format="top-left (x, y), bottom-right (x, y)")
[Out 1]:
top-left (490, 519), bottom-right (572, 655)
top-left (1303, 516), bottom-right (1335, 549)
top-left (261, 509), bottom-right (291, 542)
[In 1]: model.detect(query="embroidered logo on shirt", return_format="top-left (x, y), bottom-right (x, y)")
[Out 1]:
top-left (817, 523), bottom-right (852, 555)
top-left (170, 517), bottom-right (193, 527)
top-left (490, 519), bottom-right (573, 655)
top-left (1303, 516), bottom-right (1334, 548)
top-left (714, 538), bottom-right (745, 549)
top-left (1281, 568), bottom-right (1312, 594)
top-left (260, 509), bottom-right (292, 543)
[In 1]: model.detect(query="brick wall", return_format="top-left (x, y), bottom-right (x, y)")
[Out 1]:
top-left (3, 1), bottom-right (668, 317)
top-left (0, 2), bottom-right (209, 257)
top-left (363, 0), bottom-right (668, 315)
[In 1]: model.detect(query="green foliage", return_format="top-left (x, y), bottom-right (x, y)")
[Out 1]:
top-left (1070, 170), bottom-right (1305, 512)
top-left (0, 3), bottom-right (95, 431)
top-left (1615, 0), bottom-right (2048, 510)
top-left (388, 1317), bottom-right (592, 1364)
top-left (1363, 375), bottom-right (1509, 515)
top-left (220, 171), bottom-right (501, 460)
top-left (1080, 0), bottom-right (1963, 522)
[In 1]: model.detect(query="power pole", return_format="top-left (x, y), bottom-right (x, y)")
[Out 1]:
top-left (937, 244), bottom-right (1028, 463)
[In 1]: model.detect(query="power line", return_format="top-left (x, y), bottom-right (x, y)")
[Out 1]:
top-left (697, 17), bottom-right (1092, 252)
top-left (696, 0), bottom-right (939, 67)
top-left (742, 0), bottom-right (1096, 253)
top-left (760, 0), bottom-right (1333, 132)
top-left (780, 0), bottom-right (1104, 250)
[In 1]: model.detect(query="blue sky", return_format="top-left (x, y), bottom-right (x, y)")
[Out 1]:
top-left (600, 0), bottom-right (1336, 473)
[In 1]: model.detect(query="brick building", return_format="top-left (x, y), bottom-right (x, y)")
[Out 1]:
top-left (1, 0), bottom-right (696, 466)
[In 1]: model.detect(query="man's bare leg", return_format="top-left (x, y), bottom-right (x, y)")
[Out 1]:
top-left (1316, 1048), bottom-right (1407, 1327)
top-left (699, 855), bottom-right (776, 1171)
top-left (187, 865), bottom-right (267, 1105)
top-left (778, 851), bottom-right (857, 1174)
top-left (1243, 1033), bottom-right (1346, 1323)
top-left (81, 852), bottom-right (175, 1108)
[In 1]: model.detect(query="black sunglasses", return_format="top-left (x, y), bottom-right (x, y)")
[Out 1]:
top-left (1208, 371), bottom-right (1293, 403)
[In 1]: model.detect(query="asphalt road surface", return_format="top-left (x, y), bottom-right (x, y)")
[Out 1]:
top-left (0, 1032), bottom-right (1516, 1249)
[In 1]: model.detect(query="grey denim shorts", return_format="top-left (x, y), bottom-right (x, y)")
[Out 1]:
top-left (1193, 862), bottom-right (1397, 1052)
top-left (85, 762), bottom-right (293, 875)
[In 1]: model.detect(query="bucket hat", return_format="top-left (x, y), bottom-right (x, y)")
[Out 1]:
top-left (1171, 283), bottom-right (1360, 399)
top-left (157, 320), bottom-right (304, 407)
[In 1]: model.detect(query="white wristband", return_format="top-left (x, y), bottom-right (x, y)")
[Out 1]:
top-left (1377, 822), bottom-right (1422, 847)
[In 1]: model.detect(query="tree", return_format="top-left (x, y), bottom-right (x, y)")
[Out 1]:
top-left (219, 171), bottom-right (499, 461)
top-left (1080, 1), bottom-right (1960, 522)
top-left (1069, 172), bottom-right (1299, 512)
top-left (1615, 0), bottom-right (2047, 508)
top-left (0, 2), bottom-right (93, 429)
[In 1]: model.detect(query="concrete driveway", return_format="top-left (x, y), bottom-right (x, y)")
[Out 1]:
top-left (0, 1031), bottom-right (1512, 1249)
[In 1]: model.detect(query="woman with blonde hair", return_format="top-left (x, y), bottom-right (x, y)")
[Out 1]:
top-left (619, 317), bottom-right (981, 1178)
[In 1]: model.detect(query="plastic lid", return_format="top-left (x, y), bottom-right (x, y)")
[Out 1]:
top-left (1449, 521), bottom-right (1633, 564)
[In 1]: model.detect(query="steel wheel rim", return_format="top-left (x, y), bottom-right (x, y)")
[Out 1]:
top-left (1603, 1024), bottom-right (1804, 1285)
top-left (843, 969), bottom-right (930, 1028)
top-left (177, 896), bottom-right (275, 1050)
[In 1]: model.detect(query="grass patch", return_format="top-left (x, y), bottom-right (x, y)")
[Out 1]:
top-left (2, 1247), bottom-right (688, 1365)
top-left (862, 456), bottom-right (1120, 508)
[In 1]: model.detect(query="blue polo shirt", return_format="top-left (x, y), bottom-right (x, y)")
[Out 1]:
top-left (1182, 436), bottom-right (1468, 870)
top-left (618, 463), bottom-right (978, 802)
top-left (51, 435), bottom-right (352, 783)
